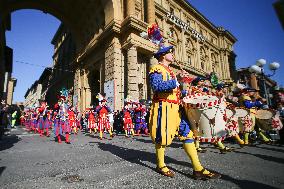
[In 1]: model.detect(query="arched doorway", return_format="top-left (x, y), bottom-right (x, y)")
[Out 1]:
top-left (0, 0), bottom-right (119, 109)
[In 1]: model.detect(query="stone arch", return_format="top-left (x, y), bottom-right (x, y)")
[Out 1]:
top-left (1, 0), bottom-right (117, 53)
top-left (1, 0), bottom-right (80, 49)
top-left (168, 26), bottom-right (179, 42)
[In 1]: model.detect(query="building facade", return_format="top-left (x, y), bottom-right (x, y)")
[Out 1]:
top-left (1, 0), bottom-right (237, 111)
top-left (24, 80), bottom-right (42, 108)
top-left (46, 24), bottom-right (76, 105)
top-left (73, 0), bottom-right (237, 111)
top-left (6, 77), bottom-right (17, 105)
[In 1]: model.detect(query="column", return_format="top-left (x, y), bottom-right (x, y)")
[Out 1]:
top-left (224, 52), bottom-right (230, 80)
top-left (250, 74), bottom-right (259, 90)
top-left (208, 50), bottom-right (212, 72)
top-left (218, 52), bottom-right (225, 79)
top-left (73, 68), bottom-right (81, 110)
top-left (127, 46), bottom-right (139, 100)
top-left (146, 0), bottom-right (155, 24)
top-left (104, 37), bottom-right (124, 110)
top-left (181, 31), bottom-right (186, 64)
top-left (196, 42), bottom-right (201, 70)
top-left (126, 0), bottom-right (135, 17)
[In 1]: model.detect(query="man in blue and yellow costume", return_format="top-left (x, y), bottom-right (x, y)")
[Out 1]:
top-left (239, 88), bottom-right (271, 144)
top-left (148, 45), bottom-right (221, 180)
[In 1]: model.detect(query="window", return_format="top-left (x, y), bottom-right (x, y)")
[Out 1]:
top-left (170, 7), bottom-right (174, 14)
top-left (188, 56), bottom-right (191, 65)
top-left (201, 61), bottom-right (204, 69)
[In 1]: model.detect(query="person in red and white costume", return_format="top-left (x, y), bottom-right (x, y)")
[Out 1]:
top-left (95, 99), bottom-right (113, 140)
top-left (122, 102), bottom-right (135, 137)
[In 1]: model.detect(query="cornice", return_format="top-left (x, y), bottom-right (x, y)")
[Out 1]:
top-left (121, 33), bottom-right (157, 53)
top-left (121, 16), bottom-right (148, 33)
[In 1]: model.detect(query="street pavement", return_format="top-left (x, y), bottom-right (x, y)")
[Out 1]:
top-left (0, 126), bottom-right (284, 189)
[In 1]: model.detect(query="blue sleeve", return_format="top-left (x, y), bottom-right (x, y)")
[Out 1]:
top-left (105, 106), bottom-right (112, 112)
top-left (181, 90), bottom-right (188, 97)
top-left (95, 106), bottom-right (102, 113)
top-left (149, 72), bottom-right (177, 92)
top-left (255, 100), bottom-right (263, 108)
top-left (244, 100), bottom-right (259, 108)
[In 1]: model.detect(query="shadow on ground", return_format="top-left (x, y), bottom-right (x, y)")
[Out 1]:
top-left (0, 166), bottom-right (6, 177)
top-left (254, 145), bottom-right (284, 153)
top-left (0, 134), bottom-right (21, 151)
top-left (234, 150), bottom-right (284, 164)
top-left (92, 141), bottom-right (279, 189)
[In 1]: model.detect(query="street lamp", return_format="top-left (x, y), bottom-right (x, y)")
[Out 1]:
top-left (249, 59), bottom-right (280, 106)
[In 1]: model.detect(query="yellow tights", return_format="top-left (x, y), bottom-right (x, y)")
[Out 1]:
top-left (155, 142), bottom-right (210, 174)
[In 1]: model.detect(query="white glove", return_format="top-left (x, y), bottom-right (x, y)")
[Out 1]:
top-left (175, 78), bottom-right (180, 87)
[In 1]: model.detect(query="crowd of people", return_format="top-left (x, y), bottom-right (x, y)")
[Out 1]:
top-left (13, 92), bottom-right (150, 144)
top-left (1, 45), bottom-right (282, 180)
top-left (0, 101), bottom-right (19, 140)
top-left (1, 25), bottom-right (284, 180)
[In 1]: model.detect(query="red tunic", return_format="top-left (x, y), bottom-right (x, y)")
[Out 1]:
top-left (88, 112), bottom-right (96, 129)
top-left (123, 109), bottom-right (134, 130)
top-left (97, 106), bottom-right (111, 131)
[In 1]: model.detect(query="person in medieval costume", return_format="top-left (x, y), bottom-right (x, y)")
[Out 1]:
top-left (76, 109), bottom-right (82, 131)
top-left (95, 98), bottom-right (113, 140)
top-left (53, 95), bottom-right (71, 144)
top-left (134, 101), bottom-right (149, 136)
top-left (31, 108), bottom-right (38, 133)
top-left (38, 101), bottom-right (50, 137)
top-left (87, 108), bottom-right (97, 135)
top-left (68, 106), bottom-right (78, 134)
top-left (60, 98), bottom-right (71, 144)
top-left (239, 88), bottom-right (271, 145)
top-left (46, 109), bottom-right (53, 129)
top-left (122, 101), bottom-right (135, 137)
top-left (53, 103), bottom-right (62, 143)
top-left (214, 83), bottom-right (245, 151)
top-left (188, 77), bottom-right (208, 153)
top-left (148, 45), bottom-right (220, 179)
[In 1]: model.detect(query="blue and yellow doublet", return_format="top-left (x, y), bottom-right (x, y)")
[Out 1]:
top-left (148, 64), bottom-right (193, 146)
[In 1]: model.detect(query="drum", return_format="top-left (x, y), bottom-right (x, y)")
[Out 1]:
top-left (271, 112), bottom-right (283, 130)
top-left (239, 115), bottom-right (253, 132)
top-left (225, 108), bottom-right (236, 122)
top-left (224, 106), bottom-right (239, 136)
top-left (233, 107), bottom-right (252, 132)
top-left (256, 109), bottom-right (283, 131)
top-left (226, 117), bottom-right (239, 137)
top-left (234, 107), bottom-right (249, 119)
top-left (183, 94), bottom-right (227, 142)
top-left (255, 109), bottom-right (274, 119)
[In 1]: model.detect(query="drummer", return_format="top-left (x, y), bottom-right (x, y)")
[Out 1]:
top-left (191, 77), bottom-right (210, 95)
top-left (189, 77), bottom-right (209, 153)
top-left (216, 83), bottom-right (245, 148)
top-left (148, 45), bottom-right (221, 180)
top-left (239, 87), bottom-right (270, 144)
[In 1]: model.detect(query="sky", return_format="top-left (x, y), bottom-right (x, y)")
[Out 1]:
top-left (6, 1), bottom-right (284, 103)
top-left (6, 10), bottom-right (61, 103)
